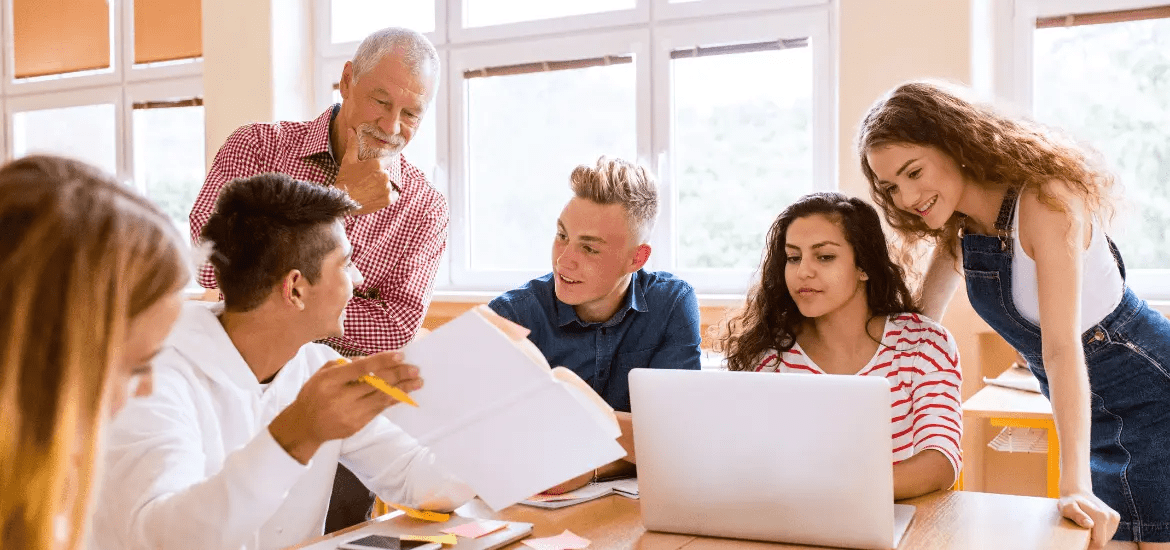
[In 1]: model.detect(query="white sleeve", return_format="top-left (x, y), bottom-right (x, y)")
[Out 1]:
top-left (339, 415), bottom-right (475, 512)
top-left (90, 356), bottom-right (311, 550)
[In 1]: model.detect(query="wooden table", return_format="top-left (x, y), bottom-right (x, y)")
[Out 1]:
top-left (962, 367), bottom-right (1058, 497)
top-left (290, 490), bottom-right (1088, 550)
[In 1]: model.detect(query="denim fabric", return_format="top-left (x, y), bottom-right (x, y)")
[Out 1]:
top-left (489, 270), bottom-right (701, 412)
top-left (962, 191), bottom-right (1170, 542)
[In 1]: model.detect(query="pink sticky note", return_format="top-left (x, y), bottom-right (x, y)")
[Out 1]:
top-left (441, 519), bottom-right (509, 539)
top-left (521, 529), bottom-right (591, 550)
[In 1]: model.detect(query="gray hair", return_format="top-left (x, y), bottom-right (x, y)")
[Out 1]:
top-left (351, 27), bottom-right (440, 85)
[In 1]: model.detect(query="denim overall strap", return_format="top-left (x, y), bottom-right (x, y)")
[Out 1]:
top-left (960, 187), bottom-right (1048, 384)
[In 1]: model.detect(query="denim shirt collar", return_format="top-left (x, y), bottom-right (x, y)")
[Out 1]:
top-left (554, 270), bottom-right (649, 329)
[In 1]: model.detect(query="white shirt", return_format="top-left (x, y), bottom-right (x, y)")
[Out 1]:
top-left (89, 302), bottom-right (474, 550)
top-left (1010, 199), bottom-right (1123, 331)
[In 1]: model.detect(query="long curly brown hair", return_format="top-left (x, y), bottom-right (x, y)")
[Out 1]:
top-left (717, 192), bottom-right (919, 372)
top-left (856, 81), bottom-right (1116, 262)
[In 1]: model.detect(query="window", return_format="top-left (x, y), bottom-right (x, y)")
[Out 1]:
top-left (463, 0), bottom-right (635, 28)
top-left (464, 57), bottom-right (637, 271)
top-left (134, 0), bottom-right (202, 65)
top-left (672, 41), bottom-right (813, 270)
top-left (13, 0), bottom-right (111, 78)
top-left (12, 103), bottom-right (117, 175)
top-left (5, 0), bottom-right (204, 232)
top-left (319, 0), bottom-right (834, 292)
top-left (331, 0), bottom-right (435, 43)
top-left (1021, 2), bottom-right (1170, 298)
top-left (132, 100), bottom-right (207, 232)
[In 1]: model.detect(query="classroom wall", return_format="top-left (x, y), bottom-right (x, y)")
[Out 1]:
top-left (836, 0), bottom-right (992, 403)
top-left (202, 0), bottom-right (316, 169)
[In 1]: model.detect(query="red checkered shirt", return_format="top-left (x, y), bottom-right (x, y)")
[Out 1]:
top-left (190, 106), bottom-right (448, 356)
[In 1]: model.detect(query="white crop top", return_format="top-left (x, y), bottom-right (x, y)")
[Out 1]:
top-left (1010, 200), bottom-right (1124, 332)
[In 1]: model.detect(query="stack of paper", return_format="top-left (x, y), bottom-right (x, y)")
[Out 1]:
top-left (521, 479), bottom-right (639, 509)
top-left (387, 306), bottom-right (627, 510)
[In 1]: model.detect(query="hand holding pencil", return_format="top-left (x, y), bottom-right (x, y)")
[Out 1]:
top-left (268, 351), bottom-right (424, 464)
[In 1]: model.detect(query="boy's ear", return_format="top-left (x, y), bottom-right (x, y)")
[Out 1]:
top-left (630, 243), bottom-right (652, 273)
top-left (283, 270), bottom-right (308, 311)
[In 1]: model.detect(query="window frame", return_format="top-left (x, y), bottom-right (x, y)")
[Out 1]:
top-left (315, 0), bottom-right (837, 294)
top-left (1, 0), bottom-right (204, 193)
top-left (1005, 0), bottom-right (1170, 300)
top-left (447, 28), bottom-right (651, 289)
top-left (6, 86), bottom-right (124, 178)
top-left (124, 75), bottom-right (205, 196)
top-left (650, 8), bottom-right (835, 292)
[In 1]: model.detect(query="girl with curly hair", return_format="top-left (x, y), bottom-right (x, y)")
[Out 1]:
top-left (859, 81), bottom-right (1170, 549)
top-left (718, 192), bottom-right (962, 500)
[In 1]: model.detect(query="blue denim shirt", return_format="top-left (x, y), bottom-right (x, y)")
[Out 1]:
top-left (488, 270), bottom-right (702, 412)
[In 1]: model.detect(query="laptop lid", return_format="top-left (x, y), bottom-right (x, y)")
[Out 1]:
top-left (630, 369), bottom-right (903, 550)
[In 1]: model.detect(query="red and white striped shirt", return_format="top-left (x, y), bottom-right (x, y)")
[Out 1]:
top-left (190, 106), bottom-right (448, 356)
top-left (755, 313), bottom-right (963, 477)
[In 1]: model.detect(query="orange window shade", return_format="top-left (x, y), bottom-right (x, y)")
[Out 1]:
top-left (135, 0), bottom-right (202, 64)
top-left (14, 0), bottom-right (110, 78)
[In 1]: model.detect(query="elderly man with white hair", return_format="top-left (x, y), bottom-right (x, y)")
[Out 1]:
top-left (192, 26), bottom-right (444, 359)
top-left (187, 27), bottom-right (448, 532)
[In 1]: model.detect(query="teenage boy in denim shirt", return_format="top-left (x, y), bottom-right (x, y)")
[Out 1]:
top-left (490, 157), bottom-right (701, 494)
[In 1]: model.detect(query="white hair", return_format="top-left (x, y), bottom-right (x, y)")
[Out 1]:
top-left (351, 27), bottom-right (440, 85)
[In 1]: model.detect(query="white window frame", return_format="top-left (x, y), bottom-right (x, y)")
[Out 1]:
top-left (653, 0), bottom-right (827, 21)
top-left (124, 75), bottom-right (205, 195)
top-left (651, 8), bottom-right (835, 293)
top-left (6, 86), bottom-right (125, 177)
top-left (315, 0), bottom-right (837, 294)
top-left (1, 0), bottom-right (204, 190)
top-left (449, 1), bottom-right (649, 44)
top-left (1003, 0), bottom-right (1170, 300)
top-left (447, 29), bottom-right (651, 289)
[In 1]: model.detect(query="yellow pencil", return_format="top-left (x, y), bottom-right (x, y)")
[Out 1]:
top-left (335, 358), bottom-right (420, 407)
top-left (359, 373), bottom-right (420, 407)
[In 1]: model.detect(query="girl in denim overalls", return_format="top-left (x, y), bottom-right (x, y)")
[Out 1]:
top-left (857, 81), bottom-right (1170, 549)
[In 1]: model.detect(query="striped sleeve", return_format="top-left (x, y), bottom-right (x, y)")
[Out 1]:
top-left (908, 325), bottom-right (963, 481)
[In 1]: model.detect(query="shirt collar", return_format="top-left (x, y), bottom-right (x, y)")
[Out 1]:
top-left (554, 270), bottom-right (648, 328)
top-left (306, 103), bottom-right (404, 186)
top-left (298, 105), bottom-right (337, 161)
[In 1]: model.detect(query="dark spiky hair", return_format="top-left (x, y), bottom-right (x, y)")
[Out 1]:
top-left (200, 173), bottom-right (359, 311)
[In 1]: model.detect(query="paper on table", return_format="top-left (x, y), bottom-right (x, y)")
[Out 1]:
top-left (982, 375), bottom-right (1042, 393)
top-left (387, 306), bottom-right (627, 510)
top-left (521, 529), bottom-right (591, 550)
top-left (441, 519), bottom-right (509, 539)
top-left (527, 479), bottom-right (639, 502)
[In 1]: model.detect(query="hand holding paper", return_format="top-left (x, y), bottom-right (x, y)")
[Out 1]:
top-left (385, 306), bottom-right (627, 510)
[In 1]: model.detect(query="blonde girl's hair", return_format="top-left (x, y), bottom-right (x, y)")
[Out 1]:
top-left (0, 155), bottom-right (190, 550)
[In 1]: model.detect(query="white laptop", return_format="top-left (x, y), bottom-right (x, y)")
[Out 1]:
top-left (629, 369), bottom-right (915, 550)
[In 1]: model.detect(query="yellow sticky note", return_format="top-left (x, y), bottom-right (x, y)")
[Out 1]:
top-left (359, 374), bottom-right (419, 407)
top-left (388, 503), bottom-right (450, 522)
top-left (402, 534), bottom-right (458, 545)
